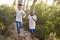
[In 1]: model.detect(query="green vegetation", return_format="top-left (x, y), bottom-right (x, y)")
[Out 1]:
top-left (0, 2), bottom-right (60, 40)
top-left (24, 2), bottom-right (60, 40)
top-left (0, 5), bottom-right (14, 40)
top-left (35, 2), bottom-right (60, 40)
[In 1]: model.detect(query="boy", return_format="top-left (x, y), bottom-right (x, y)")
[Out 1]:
top-left (28, 10), bottom-right (37, 40)
top-left (14, 4), bottom-right (26, 39)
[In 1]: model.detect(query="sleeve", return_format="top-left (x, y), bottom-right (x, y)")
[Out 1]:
top-left (34, 15), bottom-right (37, 20)
top-left (22, 10), bottom-right (25, 15)
top-left (35, 16), bottom-right (37, 20)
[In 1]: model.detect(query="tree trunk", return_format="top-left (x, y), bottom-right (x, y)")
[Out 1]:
top-left (13, 0), bottom-right (22, 5)
top-left (31, 0), bottom-right (37, 10)
top-left (23, 0), bottom-right (26, 10)
top-left (18, 0), bottom-right (22, 4)
top-left (13, 0), bottom-right (16, 5)
top-left (54, 0), bottom-right (60, 5)
top-left (26, 0), bottom-right (29, 10)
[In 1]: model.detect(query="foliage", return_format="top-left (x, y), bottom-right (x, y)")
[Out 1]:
top-left (0, 2), bottom-right (60, 40)
top-left (34, 2), bottom-right (60, 40)
top-left (23, 2), bottom-right (60, 40)
top-left (0, 5), bottom-right (14, 37)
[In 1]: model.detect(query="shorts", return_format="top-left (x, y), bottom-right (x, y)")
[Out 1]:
top-left (30, 29), bottom-right (35, 33)
top-left (16, 21), bottom-right (22, 34)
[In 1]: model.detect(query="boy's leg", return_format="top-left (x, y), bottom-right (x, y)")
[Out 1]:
top-left (30, 29), bottom-right (35, 40)
top-left (16, 22), bottom-right (26, 40)
top-left (31, 32), bottom-right (34, 40)
top-left (16, 21), bottom-right (22, 37)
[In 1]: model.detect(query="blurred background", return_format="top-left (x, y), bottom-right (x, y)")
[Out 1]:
top-left (0, 0), bottom-right (60, 40)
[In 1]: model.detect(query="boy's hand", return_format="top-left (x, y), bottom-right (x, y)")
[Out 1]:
top-left (32, 17), bottom-right (35, 21)
top-left (14, 11), bottom-right (16, 17)
top-left (14, 14), bottom-right (16, 17)
top-left (32, 17), bottom-right (37, 21)
top-left (23, 14), bottom-right (26, 18)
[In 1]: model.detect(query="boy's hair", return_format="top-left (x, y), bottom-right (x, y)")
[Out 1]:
top-left (31, 10), bottom-right (35, 14)
top-left (18, 4), bottom-right (22, 6)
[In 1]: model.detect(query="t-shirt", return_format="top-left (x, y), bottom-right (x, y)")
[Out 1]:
top-left (28, 15), bottom-right (37, 29)
top-left (15, 9), bottom-right (25, 22)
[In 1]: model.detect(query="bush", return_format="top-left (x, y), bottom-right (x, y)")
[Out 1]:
top-left (34, 2), bottom-right (60, 40)
top-left (23, 2), bottom-right (60, 40)
top-left (0, 5), bottom-right (14, 38)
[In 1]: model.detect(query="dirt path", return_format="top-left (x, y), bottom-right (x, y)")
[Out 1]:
top-left (13, 23), bottom-right (38, 40)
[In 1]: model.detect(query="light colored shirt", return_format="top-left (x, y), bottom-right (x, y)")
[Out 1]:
top-left (28, 15), bottom-right (37, 29)
top-left (15, 9), bottom-right (25, 22)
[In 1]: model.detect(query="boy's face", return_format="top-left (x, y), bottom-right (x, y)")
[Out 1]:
top-left (30, 11), bottom-right (34, 16)
top-left (18, 6), bottom-right (22, 10)
top-left (31, 13), bottom-right (34, 16)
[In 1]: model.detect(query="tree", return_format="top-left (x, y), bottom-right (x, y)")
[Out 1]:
top-left (13, 0), bottom-right (22, 5)
top-left (0, 5), bottom-right (15, 40)
top-left (23, 0), bottom-right (26, 10)
top-left (54, 0), bottom-right (60, 4)
top-left (31, 0), bottom-right (37, 10)
top-left (35, 2), bottom-right (60, 40)
top-left (18, 0), bottom-right (22, 4)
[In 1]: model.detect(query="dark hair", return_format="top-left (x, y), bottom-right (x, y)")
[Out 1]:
top-left (31, 10), bottom-right (35, 14)
top-left (18, 4), bottom-right (22, 6)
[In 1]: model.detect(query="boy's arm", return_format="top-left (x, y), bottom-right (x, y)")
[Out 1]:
top-left (23, 13), bottom-right (26, 18)
top-left (13, 9), bottom-right (16, 17)
top-left (22, 10), bottom-right (26, 18)
top-left (13, 11), bottom-right (16, 17)
top-left (32, 16), bottom-right (37, 21)
top-left (14, 11), bottom-right (16, 17)
top-left (32, 18), bottom-right (37, 21)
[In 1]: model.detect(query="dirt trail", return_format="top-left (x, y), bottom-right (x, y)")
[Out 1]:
top-left (13, 23), bottom-right (38, 40)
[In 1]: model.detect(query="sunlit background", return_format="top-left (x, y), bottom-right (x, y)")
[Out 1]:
top-left (0, 0), bottom-right (54, 6)
top-left (0, 0), bottom-right (14, 6)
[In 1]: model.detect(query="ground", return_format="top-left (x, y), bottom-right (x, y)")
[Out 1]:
top-left (13, 23), bottom-right (39, 40)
